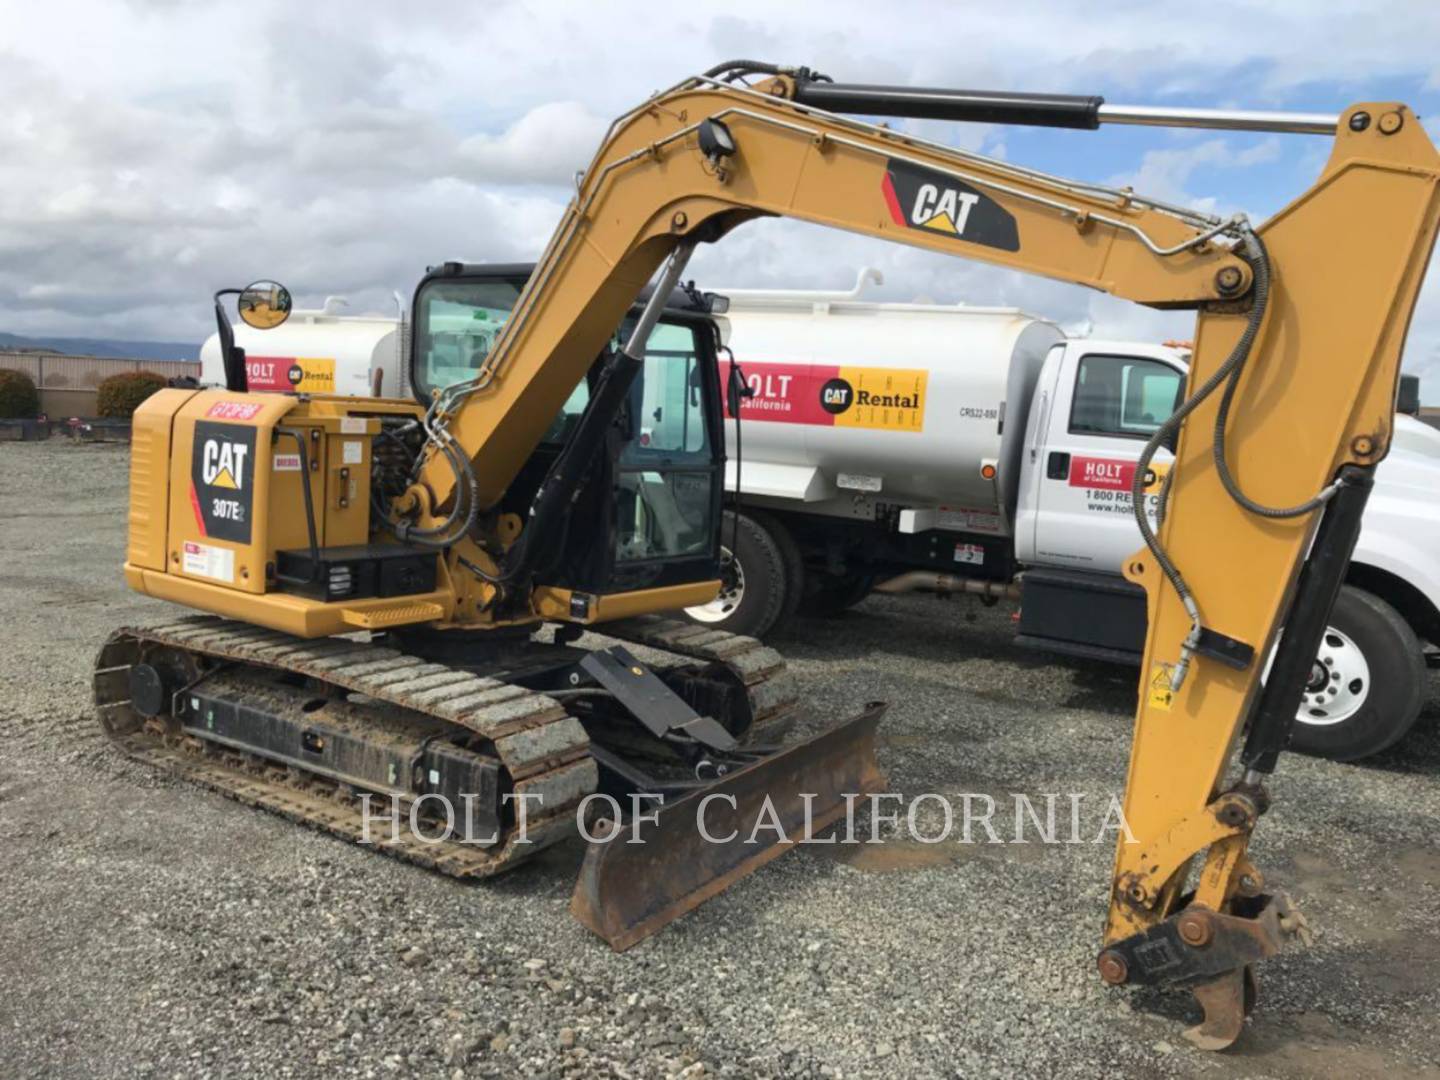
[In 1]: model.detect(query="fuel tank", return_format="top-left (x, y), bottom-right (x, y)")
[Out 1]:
top-left (716, 270), bottom-right (1063, 531)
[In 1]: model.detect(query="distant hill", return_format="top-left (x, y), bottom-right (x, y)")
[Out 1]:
top-left (0, 330), bottom-right (198, 362)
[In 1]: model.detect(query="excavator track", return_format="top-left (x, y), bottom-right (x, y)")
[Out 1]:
top-left (93, 614), bottom-right (802, 879)
top-left (598, 614), bottom-right (798, 741)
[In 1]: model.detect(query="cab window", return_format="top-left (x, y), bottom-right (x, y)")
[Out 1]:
top-left (624, 322), bottom-right (709, 458)
top-left (615, 321), bottom-right (717, 563)
top-left (413, 278), bottom-right (522, 396)
top-left (1070, 354), bottom-right (1184, 438)
top-left (413, 275), bottom-right (591, 444)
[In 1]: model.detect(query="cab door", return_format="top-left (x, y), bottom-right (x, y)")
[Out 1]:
top-left (1028, 345), bottom-right (1186, 573)
top-left (609, 317), bottom-right (725, 593)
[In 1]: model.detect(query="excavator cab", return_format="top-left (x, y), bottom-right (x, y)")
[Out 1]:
top-left (408, 263), bottom-right (728, 599)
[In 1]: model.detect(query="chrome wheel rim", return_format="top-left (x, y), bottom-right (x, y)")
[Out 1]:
top-left (685, 545), bottom-right (744, 624)
top-left (1295, 624), bottom-right (1371, 727)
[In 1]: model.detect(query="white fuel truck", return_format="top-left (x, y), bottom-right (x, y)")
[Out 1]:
top-left (695, 270), bottom-right (1440, 762)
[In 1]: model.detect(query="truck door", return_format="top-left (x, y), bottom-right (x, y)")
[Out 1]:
top-left (1028, 346), bottom-right (1186, 572)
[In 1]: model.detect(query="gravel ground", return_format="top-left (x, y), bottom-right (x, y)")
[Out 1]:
top-left (2, 439), bottom-right (1440, 1079)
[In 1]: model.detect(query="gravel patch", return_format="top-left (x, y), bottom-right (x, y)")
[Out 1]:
top-left (2, 439), bottom-right (1439, 1078)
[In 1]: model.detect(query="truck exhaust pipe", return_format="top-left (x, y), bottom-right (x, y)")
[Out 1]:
top-left (874, 571), bottom-right (1022, 601)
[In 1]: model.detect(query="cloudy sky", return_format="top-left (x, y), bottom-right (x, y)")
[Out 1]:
top-left (4, 0), bottom-right (1440, 396)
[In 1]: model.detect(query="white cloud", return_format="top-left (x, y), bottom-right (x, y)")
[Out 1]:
top-left (0, 0), bottom-right (1436, 404)
top-left (458, 102), bottom-right (609, 185)
top-left (1104, 137), bottom-right (1282, 216)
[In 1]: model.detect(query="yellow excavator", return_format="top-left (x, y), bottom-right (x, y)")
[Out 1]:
top-left (95, 61), bottom-right (1439, 1049)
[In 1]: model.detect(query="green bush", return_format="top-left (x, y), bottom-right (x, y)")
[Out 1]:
top-left (96, 371), bottom-right (168, 418)
top-left (0, 369), bottom-right (39, 418)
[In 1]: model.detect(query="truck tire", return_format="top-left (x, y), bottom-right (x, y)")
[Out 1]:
top-left (1288, 585), bottom-right (1426, 762)
top-left (798, 571), bottom-right (876, 618)
top-left (745, 508), bottom-right (805, 631)
top-left (682, 510), bottom-right (787, 638)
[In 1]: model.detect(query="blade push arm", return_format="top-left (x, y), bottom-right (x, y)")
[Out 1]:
top-left (416, 65), bottom-right (1440, 1045)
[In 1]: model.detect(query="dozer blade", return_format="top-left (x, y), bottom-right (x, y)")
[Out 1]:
top-left (571, 702), bottom-right (887, 951)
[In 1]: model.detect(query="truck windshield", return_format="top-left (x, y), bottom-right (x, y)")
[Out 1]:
top-left (1070, 353), bottom-right (1184, 439)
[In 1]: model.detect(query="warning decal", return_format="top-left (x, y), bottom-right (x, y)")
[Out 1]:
top-left (182, 540), bottom-right (236, 584)
top-left (206, 401), bottom-right (263, 420)
top-left (246, 356), bottom-right (336, 394)
top-left (723, 360), bottom-right (927, 432)
top-left (1147, 663), bottom-right (1175, 711)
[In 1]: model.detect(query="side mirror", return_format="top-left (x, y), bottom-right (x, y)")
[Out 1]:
top-left (237, 280), bottom-right (293, 330)
top-left (725, 354), bottom-right (754, 417)
top-left (1398, 373), bottom-right (1421, 416)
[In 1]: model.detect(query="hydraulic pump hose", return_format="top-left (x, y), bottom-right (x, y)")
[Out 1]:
top-left (701, 60), bottom-right (832, 84)
top-left (376, 425), bottom-right (480, 550)
top-left (1131, 226), bottom-right (1345, 691)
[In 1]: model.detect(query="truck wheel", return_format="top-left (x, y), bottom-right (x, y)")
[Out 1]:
top-left (682, 510), bottom-right (787, 638)
top-left (798, 571), bottom-right (876, 618)
top-left (745, 509), bottom-right (804, 630)
top-left (1288, 586), bottom-right (1426, 762)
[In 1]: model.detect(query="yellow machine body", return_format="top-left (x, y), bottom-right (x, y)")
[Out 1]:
top-left (124, 388), bottom-right (718, 635)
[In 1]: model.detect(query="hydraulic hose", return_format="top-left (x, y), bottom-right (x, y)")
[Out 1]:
top-left (374, 422), bottom-right (480, 551)
top-left (704, 59), bottom-right (786, 79)
top-left (1131, 225), bottom-right (1346, 692)
top-left (702, 60), bottom-right (832, 84)
top-left (1210, 236), bottom-right (1343, 520)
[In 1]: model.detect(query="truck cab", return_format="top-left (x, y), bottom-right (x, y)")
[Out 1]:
top-left (1015, 339), bottom-right (1439, 760)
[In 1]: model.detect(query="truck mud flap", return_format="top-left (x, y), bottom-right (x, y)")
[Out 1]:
top-left (571, 702), bottom-right (887, 951)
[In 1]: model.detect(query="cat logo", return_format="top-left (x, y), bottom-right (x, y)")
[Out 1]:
top-left (201, 438), bottom-right (248, 490)
top-left (881, 159), bottom-right (1020, 252)
top-left (910, 185), bottom-right (981, 236)
top-left (820, 377), bottom-right (854, 414)
top-left (190, 421), bottom-right (257, 545)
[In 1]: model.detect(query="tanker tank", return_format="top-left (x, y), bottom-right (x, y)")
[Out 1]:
top-left (716, 268), bottom-right (1064, 535)
top-left (200, 294), bottom-right (406, 398)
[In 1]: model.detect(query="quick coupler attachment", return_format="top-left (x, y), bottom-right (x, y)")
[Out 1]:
top-left (1097, 893), bottom-right (1309, 1050)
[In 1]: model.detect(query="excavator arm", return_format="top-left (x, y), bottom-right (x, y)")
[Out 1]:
top-left (411, 65), bottom-right (1440, 1046)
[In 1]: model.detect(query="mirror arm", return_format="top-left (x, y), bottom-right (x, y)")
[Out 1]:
top-left (213, 288), bottom-right (248, 393)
